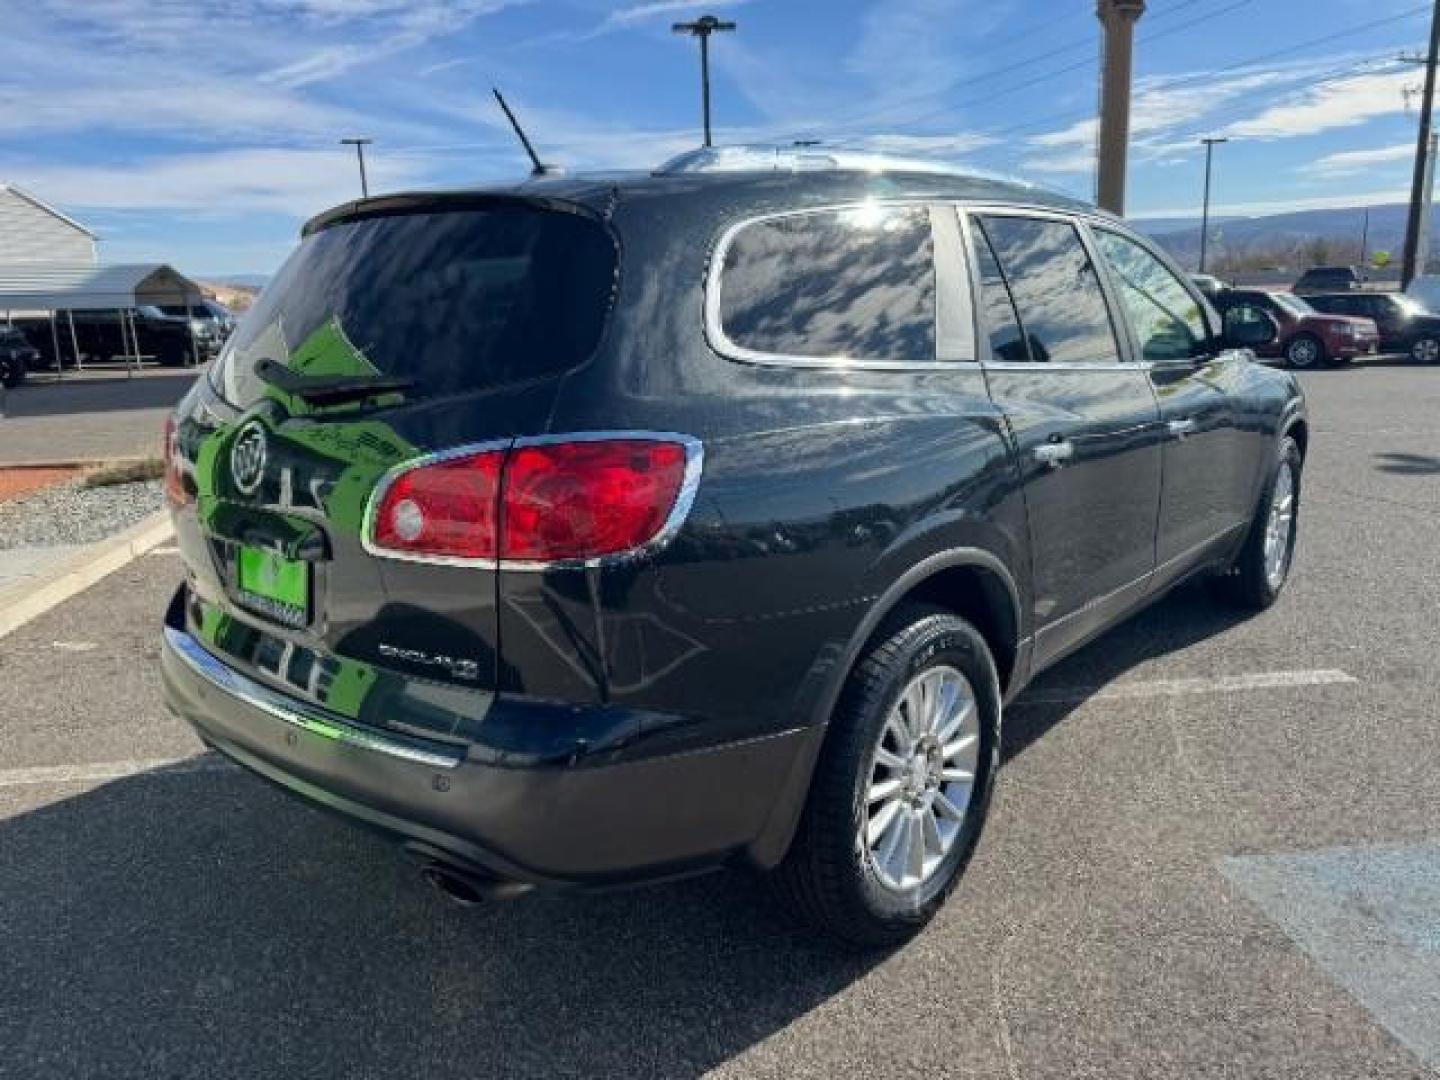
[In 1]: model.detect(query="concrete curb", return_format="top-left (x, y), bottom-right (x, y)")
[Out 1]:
top-left (0, 457), bottom-right (149, 471)
top-left (0, 510), bottom-right (174, 640)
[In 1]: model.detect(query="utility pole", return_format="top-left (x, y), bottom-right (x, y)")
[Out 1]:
top-left (672, 15), bottom-right (736, 148)
top-left (1418, 130), bottom-right (1439, 276)
top-left (340, 137), bottom-right (373, 198)
top-left (1198, 136), bottom-right (1227, 274)
top-left (1401, 1), bottom-right (1440, 288)
top-left (1095, 0), bottom-right (1146, 215)
top-left (1360, 207), bottom-right (1370, 269)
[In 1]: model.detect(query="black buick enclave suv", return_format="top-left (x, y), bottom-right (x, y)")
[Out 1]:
top-left (160, 148), bottom-right (1305, 945)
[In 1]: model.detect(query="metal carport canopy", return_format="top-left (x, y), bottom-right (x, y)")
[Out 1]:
top-left (0, 262), bottom-right (206, 311)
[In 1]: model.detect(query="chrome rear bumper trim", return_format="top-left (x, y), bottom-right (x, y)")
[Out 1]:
top-left (164, 625), bottom-right (463, 769)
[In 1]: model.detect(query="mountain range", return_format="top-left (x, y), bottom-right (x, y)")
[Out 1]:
top-left (1131, 203), bottom-right (1434, 269)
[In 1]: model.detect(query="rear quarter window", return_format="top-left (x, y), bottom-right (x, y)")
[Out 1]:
top-left (714, 205), bottom-right (937, 364)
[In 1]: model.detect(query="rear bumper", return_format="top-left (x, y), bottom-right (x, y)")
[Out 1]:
top-left (160, 598), bottom-right (815, 888)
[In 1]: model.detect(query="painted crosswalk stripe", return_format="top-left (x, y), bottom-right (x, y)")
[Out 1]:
top-left (1018, 668), bottom-right (1357, 706)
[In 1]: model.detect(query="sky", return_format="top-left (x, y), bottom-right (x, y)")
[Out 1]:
top-left (1, 0), bottom-right (1436, 276)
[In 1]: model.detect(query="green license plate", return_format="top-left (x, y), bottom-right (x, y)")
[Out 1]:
top-left (236, 545), bottom-right (309, 623)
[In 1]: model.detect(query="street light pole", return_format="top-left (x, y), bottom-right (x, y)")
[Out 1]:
top-left (340, 137), bottom-right (373, 198)
top-left (672, 15), bottom-right (736, 148)
top-left (1198, 136), bottom-right (1228, 274)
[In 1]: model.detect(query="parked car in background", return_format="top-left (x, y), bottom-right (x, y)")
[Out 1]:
top-left (0, 326), bottom-right (39, 387)
top-left (1404, 273), bottom-right (1440, 313)
top-left (1190, 273), bottom-right (1229, 299)
top-left (1293, 265), bottom-right (1365, 293)
top-left (16, 306), bottom-right (203, 368)
top-left (159, 299), bottom-right (236, 346)
top-left (160, 151), bottom-right (1307, 946)
top-left (1306, 291), bottom-right (1440, 363)
top-left (1213, 288), bottom-right (1377, 368)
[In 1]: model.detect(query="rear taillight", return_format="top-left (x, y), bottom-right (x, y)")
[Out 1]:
top-left (365, 435), bottom-right (698, 566)
top-left (163, 416), bottom-right (191, 507)
top-left (371, 449), bottom-right (504, 560)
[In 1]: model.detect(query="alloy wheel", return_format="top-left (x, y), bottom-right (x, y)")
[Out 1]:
top-left (862, 665), bottom-right (979, 893)
top-left (1263, 462), bottom-right (1296, 592)
top-left (1287, 338), bottom-right (1318, 368)
top-left (1411, 337), bottom-right (1439, 364)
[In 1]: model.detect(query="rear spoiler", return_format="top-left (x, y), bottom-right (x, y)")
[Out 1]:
top-left (302, 191), bottom-right (606, 238)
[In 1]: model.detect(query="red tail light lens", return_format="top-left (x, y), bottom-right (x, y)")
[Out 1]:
top-left (163, 416), bottom-right (191, 507)
top-left (372, 450), bottom-right (504, 560)
top-left (366, 437), bottom-right (696, 565)
top-left (501, 440), bottom-right (689, 562)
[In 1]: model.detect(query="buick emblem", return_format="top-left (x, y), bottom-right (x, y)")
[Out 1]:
top-left (231, 421), bottom-right (268, 494)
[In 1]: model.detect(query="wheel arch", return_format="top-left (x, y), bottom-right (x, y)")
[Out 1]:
top-left (746, 547), bottom-right (1025, 869)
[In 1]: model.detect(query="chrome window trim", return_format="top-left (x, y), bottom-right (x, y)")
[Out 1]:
top-left (961, 206), bottom-right (1142, 373)
top-left (703, 200), bottom-right (981, 372)
top-left (360, 430), bottom-right (705, 573)
top-left (164, 624), bottom-right (464, 769)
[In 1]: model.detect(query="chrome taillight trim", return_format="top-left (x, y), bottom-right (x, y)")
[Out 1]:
top-left (359, 431), bottom-right (705, 572)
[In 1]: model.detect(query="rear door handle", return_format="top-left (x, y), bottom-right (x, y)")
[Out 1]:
top-left (1033, 440), bottom-right (1075, 468)
top-left (1168, 418), bottom-right (1197, 440)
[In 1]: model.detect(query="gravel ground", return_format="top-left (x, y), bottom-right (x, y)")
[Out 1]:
top-left (0, 479), bottom-right (164, 549)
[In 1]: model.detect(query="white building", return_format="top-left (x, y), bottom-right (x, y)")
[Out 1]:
top-left (0, 184), bottom-right (98, 265)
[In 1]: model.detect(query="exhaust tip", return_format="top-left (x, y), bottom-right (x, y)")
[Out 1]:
top-left (422, 864), bottom-right (487, 906)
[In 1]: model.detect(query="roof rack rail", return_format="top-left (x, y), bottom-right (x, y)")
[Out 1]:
top-left (653, 143), bottom-right (1046, 191)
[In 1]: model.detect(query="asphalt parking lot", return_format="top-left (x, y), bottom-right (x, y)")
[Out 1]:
top-left (1, 363), bottom-right (1438, 1079)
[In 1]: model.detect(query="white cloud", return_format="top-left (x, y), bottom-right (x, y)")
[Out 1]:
top-left (604, 0), bottom-right (750, 26)
top-left (0, 149), bottom-right (432, 216)
top-left (1312, 143), bottom-right (1416, 176)
top-left (1222, 70), bottom-right (1413, 140)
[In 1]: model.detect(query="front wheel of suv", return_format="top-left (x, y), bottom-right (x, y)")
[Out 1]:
top-left (770, 607), bottom-right (1001, 948)
top-left (1215, 436), bottom-right (1301, 610)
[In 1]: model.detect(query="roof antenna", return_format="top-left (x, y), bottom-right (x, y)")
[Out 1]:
top-left (492, 87), bottom-right (557, 177)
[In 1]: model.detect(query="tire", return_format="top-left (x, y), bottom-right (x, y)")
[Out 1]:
top-left (1215, 436), bottom-right (1302, 610)
top-left (0, 354), bottom-right (17, 389)
top-left (769, 607), bottom-right (1002, 948)
top-left (1285, 334), bottom-right (1325, 369)
top-left (1409, 336), bottom-right (1440, 364)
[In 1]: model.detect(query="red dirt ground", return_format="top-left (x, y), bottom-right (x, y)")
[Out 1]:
top-left (0, 467), bottom-right (84, 503)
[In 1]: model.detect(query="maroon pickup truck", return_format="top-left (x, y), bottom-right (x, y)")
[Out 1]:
top-left (1214, 289), bottom-right (1378, 368)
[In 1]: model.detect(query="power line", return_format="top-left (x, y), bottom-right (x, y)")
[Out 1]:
top-left (903, 0), bottom-right (1255, 131)
top-left (841, 0), bottom-right (1227, 130)
top-left (968, 5), bottom-right (1430, 142)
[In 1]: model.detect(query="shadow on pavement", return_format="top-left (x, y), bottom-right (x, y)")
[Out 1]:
top-left (1374, 451), bottom-right (1440, 475)
top-left (1002, 581), bottom-right (1251, 764)
top-left (0, 764), bottom-right (877, 1079)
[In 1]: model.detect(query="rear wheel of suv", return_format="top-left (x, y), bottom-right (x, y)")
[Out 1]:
top-left (1215, 436), bottom-right (1301, 610)
top-left (771, 607), bottom-right (1001, 948)
top-left (1410, 336), bottom-right (1440, 364)
top-left (1285, 334), bottom-right (1325, 369)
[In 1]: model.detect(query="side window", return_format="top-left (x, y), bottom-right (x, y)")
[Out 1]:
top-left (1094, 229), bottom-right (1207, 362)
top-left (717, 205), bottom-right (936, 364)
top-left (969, 219), bottom-right (1032, 364)
top-left (976, 215), bottom-right (1121, 364)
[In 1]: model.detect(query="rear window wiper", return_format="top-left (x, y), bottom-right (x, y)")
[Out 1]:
top-left (253, 357), bottom-right (416, 406)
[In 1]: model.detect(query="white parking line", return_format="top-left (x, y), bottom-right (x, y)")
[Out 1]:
top-left (0, 756), bottom-right (231, 790)
top-left (1018, 669), bottom-right (1357, 706)
top-left (146, 545), bottom-right (180, 556)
